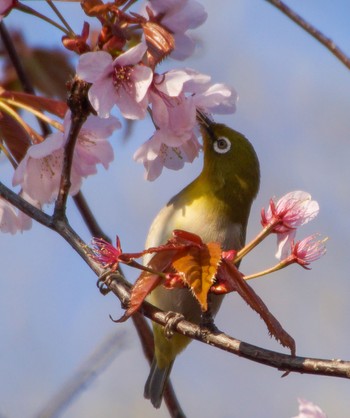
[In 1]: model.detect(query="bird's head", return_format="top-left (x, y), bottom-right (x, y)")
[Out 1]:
top-left (197, 111), bottom-right (260, 205)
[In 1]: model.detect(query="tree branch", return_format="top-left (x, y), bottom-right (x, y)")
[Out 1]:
top-left (2, 179), bottom-right (350, 381)
top-left (265, 0), bottom-right (350, 70)
top-left (0, 180), bottom-right (185, 417)
top-left (53, 79), bottom-right (91, 220)
top-left (105, 273), bottom-right (350, 380)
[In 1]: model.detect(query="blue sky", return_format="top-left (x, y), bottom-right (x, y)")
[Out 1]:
top-left (1, 1), bottom-right (350, 417)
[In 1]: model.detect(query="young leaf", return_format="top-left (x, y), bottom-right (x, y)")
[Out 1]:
top-left (218, 260), bottom-right (296, 355)
top-left (0, 112), bottom-right (30, 162)
top-left (172, 242), bottom-right (222, 311)
top-left (0, 90), bottom-right (67, 118)
top-left (117, 272), bottom-right (162, 322)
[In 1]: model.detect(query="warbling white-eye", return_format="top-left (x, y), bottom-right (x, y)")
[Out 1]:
top-left (144, 112), bottom-right (260, 408)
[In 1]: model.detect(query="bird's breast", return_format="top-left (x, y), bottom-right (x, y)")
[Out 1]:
top-left (146, 194), bottom-right (244, 252)
top-left (145, 194), bottom-right (245, 323)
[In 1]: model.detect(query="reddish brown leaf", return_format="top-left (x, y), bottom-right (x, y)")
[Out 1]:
top-left (0, 90), bottom-right (67, 118)
top-left (81, 0), bottom-right (107, 17)
top-left (0, 112), bottom-right (30, 162)
top-left (1, 31), bottom-right (74, 101)
top-left (211, 250), bottom-right (238, 294)
top-left (25, 48), bottom-right (74, 100)
top-left (117, 244), bottom-right (182, 321)
top-left (219, 260), bottom-right (296, 355)
top-left (117, 272), bottom-right (162, 322)
top-left (171, 229), bottom-right (204, 246)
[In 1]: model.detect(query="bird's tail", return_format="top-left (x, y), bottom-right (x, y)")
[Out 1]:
top-left (144, 357), bottom-right (174, 408)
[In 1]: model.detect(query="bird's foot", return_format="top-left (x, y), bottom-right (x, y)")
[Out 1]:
top-left (97, 271), bottom-right (111, 295)
top-left (97, 271), bottom-right (116, 295)
top-left (163, 311), bottom-right (185, 339)
top-left (200, 310), bottom-right (220, 334)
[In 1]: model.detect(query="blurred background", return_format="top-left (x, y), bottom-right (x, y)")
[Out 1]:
top-left (1, 1), bottom-right (350, 417)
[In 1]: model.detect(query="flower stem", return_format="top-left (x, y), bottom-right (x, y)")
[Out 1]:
top-left (45, 0), bottom-right (75, 36)
top-left (125, 259), bottom-right (167, 280)
top-left (235, 222), bottom-right (276, 263)
top-left (16, 2), bottom-right (71, 36)
top-left (244, 262), bottom-right (286, 281)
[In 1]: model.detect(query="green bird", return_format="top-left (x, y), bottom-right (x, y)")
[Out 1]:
top-left (144, 113), bottom-right (260, 408)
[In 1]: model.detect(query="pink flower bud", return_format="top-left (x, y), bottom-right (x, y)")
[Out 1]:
top-left (290, 234), bottom-right (327, 269)
top-left (261, 191), bottom-right (320, 259)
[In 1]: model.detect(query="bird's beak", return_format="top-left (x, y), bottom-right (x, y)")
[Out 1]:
top-left (196, 109), bottom-right (215, 137)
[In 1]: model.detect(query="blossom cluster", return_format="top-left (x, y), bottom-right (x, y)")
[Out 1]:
top-left (261, 191), bottom-right (326, 267)
top-left (0, 1), bottom-right (328, 268)
top-left (1, 0), bottom-right (237, 233)
top-left (76, 31), bottom-right (236, 179)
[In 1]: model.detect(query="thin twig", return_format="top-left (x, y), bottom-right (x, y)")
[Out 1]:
top-left (0, 182), bottom-right (52, 228)
top-left (53, 114), bottom-right (83, 220)
top-left (265, 0), bottom-right (350, 70)
top-left (53, 79), bottom-right (90, 220)
top-left (15, 2), bottom-right (70, 35)
top-left (45, 0), bottom-right (75, 36)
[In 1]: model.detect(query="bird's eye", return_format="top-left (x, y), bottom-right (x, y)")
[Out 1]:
top-left (213, 136), bottom-right (231, 154)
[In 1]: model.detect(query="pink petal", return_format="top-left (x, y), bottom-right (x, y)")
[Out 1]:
top-left (292, 398), bottom-right (327, 418)
top-left (193, 83), bottom-right (238, 114)
top-left (161, 0), bottom-right (207, 32)
top-left (171, 33), bottom-right (196, 60)
top-left (155, 70), bottom-right (191, 97)
top-left (88, 78), bottom-right (118, 118)
top-left (0, 198), bottom-right (19, 234)
top-left (275, 231), bottom-right (296, 260)
top-left (77, 51), bottom-right (113, 83)
top-left (117, 87), bottom-right (148, 119)
top-left (131, 65), bottom-right (153, 102)
top-left (82, 114), bottom-right (121, 136)
top-left (114, 42), bottom-right (148, 67)
top-left (27, 133), bottom-right (65, 158)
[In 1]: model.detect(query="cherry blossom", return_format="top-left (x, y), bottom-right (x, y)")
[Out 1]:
top-left (287, 234), bottom-right (327, 269)
top-left (0, 0), bottom-right (16, 20)
top-left (292, 398), bottom-right (327, 418)
top-left (146, 0), bottom-right (207, 60)
top-left (134, 68), bottom-right (236, 179)
top-left (12, 131), bottom-right (69, 205)
top-left (134, 129), bottom-right (200, 180)
top-left (77, 42), bottom-right (153, 119)
top-left (0, 193), bottom-right (33, 234)
top-left (91, 236), bottom-right (122, 271)
top-left (261, 191), bottom-right (319, 259)
top-left (13, 112), bottom-right (120, 205)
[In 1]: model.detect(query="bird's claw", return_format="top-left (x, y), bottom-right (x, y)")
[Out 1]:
top-left (200, 309), bottom-right (219, 334)
top-left (97, 271), bottom-right (113, 295)
top-left (164, 311), bottom-right (185, 339)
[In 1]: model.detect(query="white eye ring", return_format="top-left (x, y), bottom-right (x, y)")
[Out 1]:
top-left (213, 136), bottom-right (231, 154)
